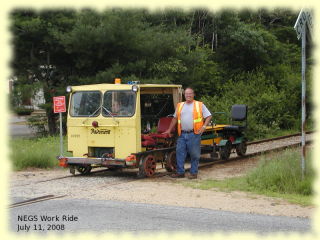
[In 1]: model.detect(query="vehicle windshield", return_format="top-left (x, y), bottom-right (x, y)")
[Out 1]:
top-left (70, 91), bottom-right (101, 117)
top-left (103, 91), bottom-right (136, 117)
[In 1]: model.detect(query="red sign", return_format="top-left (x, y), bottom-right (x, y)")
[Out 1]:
top-left (53, 96), bottom-right (66, 113)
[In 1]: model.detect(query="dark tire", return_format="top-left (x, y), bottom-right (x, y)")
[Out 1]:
top-left (76, 165), bottom-right (92, 175)
top-left (138, 154), bottom-right (156, 178)
top-left (69, 166), bottom-right (76, 175)
top-left (236, 141), bottom-right (247, 156)
top-left (165, 151), bottom-right (177, 172)
top-left (219, 141), bottom-right (232, 160)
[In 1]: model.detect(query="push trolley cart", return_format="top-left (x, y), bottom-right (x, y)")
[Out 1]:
top-left (200, 104), bottom-right (248, 161)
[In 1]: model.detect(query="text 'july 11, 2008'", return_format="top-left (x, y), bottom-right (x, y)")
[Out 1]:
top-left (16, 214), bottom-right (78, 233)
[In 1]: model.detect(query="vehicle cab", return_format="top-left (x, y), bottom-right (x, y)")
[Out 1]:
top-left (59, 80), bottom-right (182, 176)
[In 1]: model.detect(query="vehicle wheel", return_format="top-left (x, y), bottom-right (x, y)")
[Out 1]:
top-left (138, 154), bottom-right (156, 178)
top-left (69, 166), bottom-right (75, 175)
top-left (165, 151), bottom-right (177, 172)
top-left (76, 165), bottom-right (92, 175)
top-left (236, 141), bottom-right (247, 156)
top-left (219, 141), bottom-right (232, 160)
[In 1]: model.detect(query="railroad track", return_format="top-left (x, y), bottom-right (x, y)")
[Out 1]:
top-left (14, 131), bottom-right (313, 185)
top-left (9, 195), bottom-right (67, 208)
top-left (14, 168), bottom-right (115, 187)
top-left (247, 130), bottom-right (313, 146)
top-left (200, 131), bottom-right (313, 163)
top-left (10, 132), bottom-right (313, 208)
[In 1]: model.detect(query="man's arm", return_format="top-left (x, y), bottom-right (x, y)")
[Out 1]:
top-left (196, 115), bottom-right (212, 135)
top-left (203, 115), bottom-right (212, 127)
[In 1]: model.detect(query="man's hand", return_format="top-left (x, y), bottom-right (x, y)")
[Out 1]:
top-left (162, 129), bottom-right (172, 137)
top-left (161, 117), bottom-right (177, 137)
top-left (198, 115), bottom-right (212, 135)
top-left (196, 126), bottom-right (206, 135)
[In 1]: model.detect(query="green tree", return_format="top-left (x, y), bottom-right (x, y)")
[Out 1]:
top-left (10, 8), bottom-right (310, 140)
top-left (11, 9), bottom-right (76, 134)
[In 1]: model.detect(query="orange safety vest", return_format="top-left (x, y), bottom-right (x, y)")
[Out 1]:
top-left (176, 101), bottom-right (204, 136)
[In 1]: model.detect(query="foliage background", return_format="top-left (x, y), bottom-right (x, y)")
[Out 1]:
top-left (9, 8), bottom-right (313, 140)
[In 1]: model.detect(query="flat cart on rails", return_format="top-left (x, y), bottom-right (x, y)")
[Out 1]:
top-left (58, 80), bottom-right (248, 177)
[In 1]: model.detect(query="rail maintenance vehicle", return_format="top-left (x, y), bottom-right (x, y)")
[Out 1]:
top-left (58, 79), bottom-right (248, 177)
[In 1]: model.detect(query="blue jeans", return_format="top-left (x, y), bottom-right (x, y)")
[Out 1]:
top-left (176, 132), bottom-right (201, 175)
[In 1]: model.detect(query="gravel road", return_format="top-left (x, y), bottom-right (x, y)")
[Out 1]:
top-left (10, 198), bottom-right (311, 233)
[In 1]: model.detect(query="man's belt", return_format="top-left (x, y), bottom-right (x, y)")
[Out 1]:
top-left (181, 130), bottom-right (193, 133)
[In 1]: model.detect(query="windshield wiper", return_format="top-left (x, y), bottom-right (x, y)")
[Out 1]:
top-left (102, 106), bottom-right (119, 124)
top-left (89, 105), bottom-right (114, 118)
top-left (82, 105), bottom-right (101, 125)
top-left (89, 105), bottom-right (102, 117)
top-left (102, 106), bottom-right (113, 117)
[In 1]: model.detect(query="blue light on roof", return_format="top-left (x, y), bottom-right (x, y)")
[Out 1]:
top-left (127, 81), bottom-right (140, 85)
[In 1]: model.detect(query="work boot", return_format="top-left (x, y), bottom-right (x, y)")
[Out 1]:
top-left (188, 173), bottom-right (197, 179)
top-left (170, 173), bottom-right (185, 178)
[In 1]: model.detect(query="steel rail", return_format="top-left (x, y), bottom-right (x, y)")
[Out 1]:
top-left (247, 131), bottom-right (313, 146)
top-left (9, 195), bottom-right (67, 208)
top-left (199, 139), bottom-right (312, 165)
top-left (12, 168), bottom-right (113, 187)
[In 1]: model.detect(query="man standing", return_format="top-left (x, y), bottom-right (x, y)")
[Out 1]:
top-left (163, 87), bottom-right (212, 179)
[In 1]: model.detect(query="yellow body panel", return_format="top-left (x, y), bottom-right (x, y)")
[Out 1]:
top-left (67, 83), bottom-right (182, 159)
top-left (209, 124), bottom-right (228, 131)
top-left (201, 137), bottom-right (222, 145)
top-left (200, 124), bottom-right (228, 145)
top-left (67, 95), bottom-right (141, 159)
top-left (68, 126), bottom-right (89, 157)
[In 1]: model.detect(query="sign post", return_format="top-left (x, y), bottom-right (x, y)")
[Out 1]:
top-left (294, 9), bottom-right (312, 179)
top-left (53, 96), bottom-right (66, 157)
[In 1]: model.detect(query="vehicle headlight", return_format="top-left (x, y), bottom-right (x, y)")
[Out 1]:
top-left (132, 85), bottom-right (139, 92)
top-left (66, 86), bottom-right (72, 93)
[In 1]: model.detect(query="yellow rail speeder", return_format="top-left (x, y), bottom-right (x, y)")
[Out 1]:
top-left (58, 79), bottom-right (247, 177)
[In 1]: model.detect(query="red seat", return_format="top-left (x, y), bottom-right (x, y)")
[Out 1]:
top-left (141, 117), bottom-right (175, 146)
top-left (149, 117), bottom-right (176, 139)
top-left (157, 117), bottom-right (176, 133)
top-left (149, 133), bottom-right (171, 139)
top-left (141, 139), bottom-right (156, 147)
top-left (141, 135), bottom-right (155, 141)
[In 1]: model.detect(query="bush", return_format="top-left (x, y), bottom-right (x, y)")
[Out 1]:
top-left (14, 107), bottom-right (33, 116)
top-left (27, 114), bottom-right (49, 136)
top-left (200, 68), bottom-right (302, 140)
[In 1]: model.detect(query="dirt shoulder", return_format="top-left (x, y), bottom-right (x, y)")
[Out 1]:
top-left (10, 159), bottom-right (314, 219)
top-left (93, 179), bottom-right (314, 218)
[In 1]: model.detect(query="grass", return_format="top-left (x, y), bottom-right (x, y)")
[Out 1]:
top-left (10, 136), bottom-right (71, 171)
top-left (184, 148), bottom-right (314, 206)
top-left (250, 118), bottom-right (313, 141)
top-left (261, 128), bottom-right (298, 140)
top-left (261, 127), bottom-right (313, 140)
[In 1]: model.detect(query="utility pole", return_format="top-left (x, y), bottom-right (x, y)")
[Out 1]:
top-left (294, 9), bottom-right (313, 179)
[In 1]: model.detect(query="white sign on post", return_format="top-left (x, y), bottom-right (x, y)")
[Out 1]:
top-left (294, 9), bottom-right (313, 40)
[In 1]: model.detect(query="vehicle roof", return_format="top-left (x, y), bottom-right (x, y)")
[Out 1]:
top-left (71, 83), bottom-right (183, 92)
